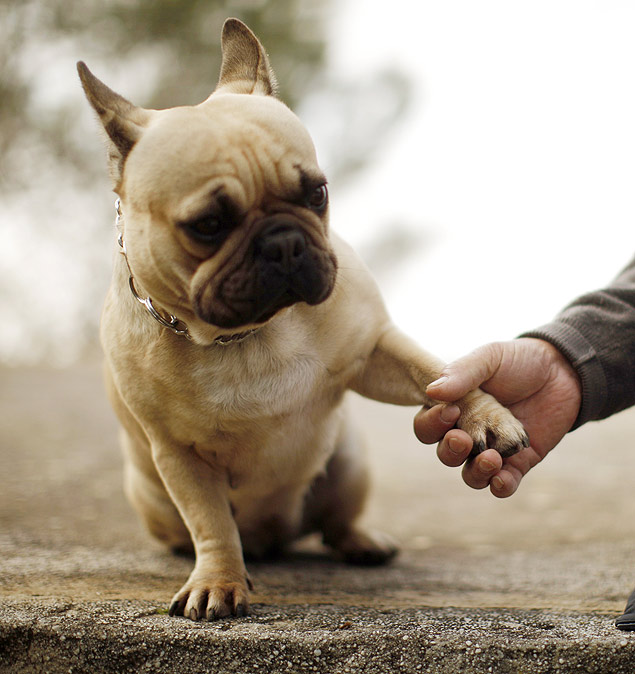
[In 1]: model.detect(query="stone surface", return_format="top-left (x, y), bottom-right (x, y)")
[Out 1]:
top-left (2, 360), bottom-right (635, 672)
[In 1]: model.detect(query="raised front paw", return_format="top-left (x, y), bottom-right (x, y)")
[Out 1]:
top-left (455, 390), bottom-right (529, 459)
top-left (168, 571), bottom-right (252, 621)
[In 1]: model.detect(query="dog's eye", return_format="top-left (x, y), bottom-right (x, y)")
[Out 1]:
top-left (185, 217), bottom-right (224, 244)
top-left (307, 184), bottom-right (328, 212)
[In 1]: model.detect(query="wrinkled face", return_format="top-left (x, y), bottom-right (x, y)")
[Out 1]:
top-left (120, 94), bottom-right (337, 333)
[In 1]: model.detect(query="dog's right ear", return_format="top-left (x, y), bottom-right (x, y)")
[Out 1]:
top-left (77, 61), bottom-right (153, 188)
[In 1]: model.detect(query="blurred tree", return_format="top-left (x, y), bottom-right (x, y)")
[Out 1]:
top-left (49, 0), bottom-right (327, 108)
top-left (0, 0), bottom-right (331, 190)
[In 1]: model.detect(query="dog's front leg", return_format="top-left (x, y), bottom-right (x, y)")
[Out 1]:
top-left (152, 441), bottom-right (250, 621)
top-left (352, 325), bottom-right (529, 457)
top-left (352, 325), bottom-right (445, 408)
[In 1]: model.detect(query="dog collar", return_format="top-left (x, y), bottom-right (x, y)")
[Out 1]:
top-left (115, 200), bottom-right (258, 346)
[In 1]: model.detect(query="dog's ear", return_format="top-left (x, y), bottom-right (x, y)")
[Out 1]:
top-left (77, 61), bottom-right (153, 187)
top-left (214, 18), bottom-right (278, 97)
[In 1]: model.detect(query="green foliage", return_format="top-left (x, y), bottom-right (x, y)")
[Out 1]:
top-left (47, 0), bottom-right (328, 107)
top-left (0, 0), bottom-right (330, 190)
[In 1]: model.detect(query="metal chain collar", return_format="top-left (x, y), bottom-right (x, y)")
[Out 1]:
top-left (115, 199), bottom-right (258, 346)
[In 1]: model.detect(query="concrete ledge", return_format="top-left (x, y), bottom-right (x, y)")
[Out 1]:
top-left (1, 599), bottom-right (632, 674)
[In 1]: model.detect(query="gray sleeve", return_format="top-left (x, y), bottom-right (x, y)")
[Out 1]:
top-left (520, 256), bottom-right (635, 430)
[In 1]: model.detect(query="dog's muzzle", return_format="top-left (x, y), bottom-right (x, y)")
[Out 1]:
top-left (257, 224), bottom-right (308, 276)
top-left (194, 217), bottom-right (337, 329)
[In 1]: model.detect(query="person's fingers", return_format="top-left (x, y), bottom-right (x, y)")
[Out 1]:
top-left (461, 449), bottom-right (503, 489)
top-left (489, 467), bottom-right (521, 498)
top-left (413, 404), bottom-right (460, 444)
top-left (488, 445), bottom-right (542, 497)
top-left (426, 343), bottom-right (506, 402)
top-left (478, 446), bottom-right (540, 497)
top-left (435, 429), bottom-right (473, 467)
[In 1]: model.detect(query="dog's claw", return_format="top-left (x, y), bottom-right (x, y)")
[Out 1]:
top-left (208, 607), bottom-right (225, 622)
top-left (471, 440), bottom-right (486, 456)
top-left (168, 577), bottom-right (251, 621)
top-left (497, 430), bottom-right (530, 458)
top-left (457, 390), bottom-right (529, 461)
top-left (468, 430), bottom-right (530, 460)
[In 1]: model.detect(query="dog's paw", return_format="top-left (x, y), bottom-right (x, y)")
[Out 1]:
top-left (328, 527), bottom-right (399, 566)
top-left (455, 390), bottom-right (529, 459)
top-left (168, 572), bottom-right (252, 621)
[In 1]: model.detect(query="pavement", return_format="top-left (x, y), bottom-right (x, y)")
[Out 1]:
top-left (2, 359), bottom-right (635, 673)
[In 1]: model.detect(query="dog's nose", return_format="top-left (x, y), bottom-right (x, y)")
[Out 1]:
top-left (257, 225), bottom-right (307, 274)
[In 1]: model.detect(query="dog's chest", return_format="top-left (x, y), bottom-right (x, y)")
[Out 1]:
top-left (189, 347), bottom-right (326, 416)
top-left (170, 349), bottom-right (344, 489)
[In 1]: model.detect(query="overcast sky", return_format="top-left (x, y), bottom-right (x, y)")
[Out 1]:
top-left (325, 0), bottom-right (635, 359)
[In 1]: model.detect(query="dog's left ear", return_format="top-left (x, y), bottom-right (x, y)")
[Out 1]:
top-left (213, 18), bottom-right (278, 97)
top-left (77, 61), bottom-right (153, 188)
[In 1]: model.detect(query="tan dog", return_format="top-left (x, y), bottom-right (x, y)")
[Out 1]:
top-left (78, 18), bottom-right (528, 621)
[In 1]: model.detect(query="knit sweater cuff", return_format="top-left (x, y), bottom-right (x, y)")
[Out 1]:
top-left (519, 322), bottom-right (608, 431)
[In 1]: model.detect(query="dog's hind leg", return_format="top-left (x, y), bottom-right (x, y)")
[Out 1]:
top-left (303, 406), bottom-right (398, 565)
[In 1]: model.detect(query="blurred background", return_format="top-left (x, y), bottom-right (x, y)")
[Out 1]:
top-left (2, 0), bottom-right (635, 366)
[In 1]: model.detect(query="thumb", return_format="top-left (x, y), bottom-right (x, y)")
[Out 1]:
top-left (426, 343), bottom-right (505, 401)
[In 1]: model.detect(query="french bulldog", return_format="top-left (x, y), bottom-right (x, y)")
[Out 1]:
top-left (78, 18), bottom-right (528, 621)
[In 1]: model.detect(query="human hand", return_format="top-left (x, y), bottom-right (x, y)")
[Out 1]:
top-left (413, 338), bottom-right (582, 497)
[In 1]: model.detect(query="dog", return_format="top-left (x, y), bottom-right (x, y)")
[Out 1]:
top-left (78, 18), bottom-right (528, 621)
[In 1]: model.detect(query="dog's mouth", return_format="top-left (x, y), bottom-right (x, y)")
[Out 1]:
top-left (193, 222), bottom-right (337, 329)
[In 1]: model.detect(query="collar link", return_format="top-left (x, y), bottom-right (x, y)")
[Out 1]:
top-left (114, 199), bottom-right (258, 346)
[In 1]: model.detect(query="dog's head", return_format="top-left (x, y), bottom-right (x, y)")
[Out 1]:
top-left (79, 19), bottom-right (337, 343)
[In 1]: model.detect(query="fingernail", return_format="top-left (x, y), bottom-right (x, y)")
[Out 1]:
top-left (427, 376), bottom-right (448, 390)
top-left (480, 459), bottom-right (497, 473)
top-left (448, 437), bottom-right (463, 456)
top-left (440, 405), bottom-right (460, 424)
top-left (491, 476), bottom-right (504, 491)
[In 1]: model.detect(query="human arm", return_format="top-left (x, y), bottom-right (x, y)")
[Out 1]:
top-left (414, 255), bottom-right (635, 497)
